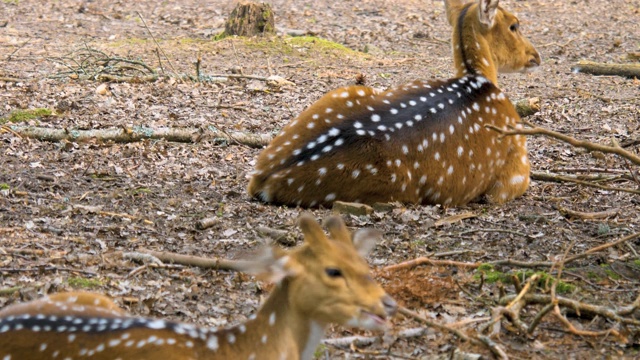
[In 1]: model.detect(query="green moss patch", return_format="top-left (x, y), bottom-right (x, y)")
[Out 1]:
top-left (1, 108), bottom-right (53, 124)
top-left (475, 264), bottom-right (576, 294)
top-left (67, 277), bottom-right (102, 289)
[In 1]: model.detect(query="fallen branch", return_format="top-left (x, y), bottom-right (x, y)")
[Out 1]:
top-left (563, 231), bottom-right (640, 264)
top-left (381, 231), bottom-right (639, 273)
top-left (382, 257), bottom-right (480, 273)
top-left (572, 60), bottom-right (640, 78)
top-left (255, 226), bottom-right (297, 246)
top-left (0, 266), bottom-right (97, 277)
top-left (557, 206), bottom-right (620, 220)
top-left (400, 307), bottom-right (508, 359)
top-left (140, 250), bottom-right (250, 271)
top-left (488, 122), bottom-right (640, 166)
top-left (458, 228), bottom-right (534, 240)
top-left (513, 97), bottom-right (540, 117)
top-left (7, 125), bottom-right (273, 148)
top-left (0, 77), bottom-right (24, 83)
top-left (73, 205), bottom-right (154, 225)
top-left (323, 326), bottom-right (429, 348)
top-left (196, 217), bottom-right (220, 230)
top-left (531, 171), bottom-right (640, 195)
top-left (480, 274), bottom-right (540, 336)
top-left (1, 247), bottom-right (67, 257)
top-left (0, 286), bottom-right (23, 296)
top-left (499, 294), bottom-right (640, 328)
top-left (123, 252), bottom-right (164, 266)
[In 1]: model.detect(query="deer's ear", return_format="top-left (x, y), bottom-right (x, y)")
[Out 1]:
top-left (324, 215), bottom-right (352, 245)
top-left (298, 213), bottom-right (333, 253)
top-left (478, 0), bottom-right (499, 28)
top-left (443, 0), bottom-right (464, 25)
top-left (352, 228), bottom-right (382, 257)
top-left (238, 247), bottom-right (301, 284)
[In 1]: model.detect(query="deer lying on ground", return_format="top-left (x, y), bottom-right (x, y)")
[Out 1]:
top-left (248, 0), bottom-right (541, 207)
top-left (0, 214), bottom-right (397, 360)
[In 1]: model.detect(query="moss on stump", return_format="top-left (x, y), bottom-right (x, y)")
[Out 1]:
top-left (225, 2), bottom-right (275, 37)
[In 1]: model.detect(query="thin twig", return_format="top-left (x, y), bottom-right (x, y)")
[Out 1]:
top-left (136, 11), bottom-right (180, 79)
top-left (564, 232), bottom-right (640, 264)
top-left (488, 122), bottom-right (640, 166)
top-left (532, 172), bottom-right (640, 195)
top-left (458, 228), bottom-right (534, 239)
top-left (4, 37), bottom-right (32, 61)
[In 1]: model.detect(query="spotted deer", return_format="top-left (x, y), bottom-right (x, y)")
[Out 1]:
top-left (248, 0), bottom-right (541, 207)
top-left (0, 214), bottom-right (397, 360)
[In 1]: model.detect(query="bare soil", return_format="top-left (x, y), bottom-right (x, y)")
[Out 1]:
top-left (1, 0), bottom-right (639, 359)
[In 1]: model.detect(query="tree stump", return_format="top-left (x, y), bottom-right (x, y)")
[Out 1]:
top-left (225, 2), bottom-right (275, 37)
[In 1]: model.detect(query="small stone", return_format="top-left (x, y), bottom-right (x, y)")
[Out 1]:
top-left (332, 201), bottom-right (373, 216)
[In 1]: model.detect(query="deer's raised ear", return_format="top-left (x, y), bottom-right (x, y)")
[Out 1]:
top-left (443, 0), bottom-right (464, 25)
top-left (352, 228), bottom-right (382, 257)
top-left (478, 0), bottom-right (499, 28)
top-left (323, 215), bottom-right (352, 245)
top-left (237, 247), bottom-right (301, 284)
top-left (298, 212), bottom-right (331, 251)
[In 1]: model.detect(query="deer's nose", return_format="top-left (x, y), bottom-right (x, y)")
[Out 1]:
top-left (529, 52), bottom-right (541, 67)
top-left (382, 295), bottom-right (398, 316)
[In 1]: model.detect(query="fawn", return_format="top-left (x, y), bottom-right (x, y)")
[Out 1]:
top-left (248, 0), bottom-right (540, 207)
top-left (0, 214), bottom-right (397, 360)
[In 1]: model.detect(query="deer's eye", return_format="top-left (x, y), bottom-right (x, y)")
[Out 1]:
top-left (325, 268), bottom-right (343, 278)
top-left (509, 23), bottom-right (519, 32)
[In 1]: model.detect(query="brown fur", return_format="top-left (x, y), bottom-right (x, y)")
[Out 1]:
top-left (0, 214), bottom-right (397, 360)
top-left (248, 0), bottom-right (540, 208)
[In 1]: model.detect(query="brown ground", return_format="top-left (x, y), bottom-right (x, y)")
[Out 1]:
top-left (1, 0), bottom-right (639, 359)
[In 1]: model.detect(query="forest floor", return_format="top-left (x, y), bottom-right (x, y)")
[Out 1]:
top-left (1, 0), bottom-right (639, 358)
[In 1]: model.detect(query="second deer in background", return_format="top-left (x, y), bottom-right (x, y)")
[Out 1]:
top-left (248, 0), bottom-right (541, 208)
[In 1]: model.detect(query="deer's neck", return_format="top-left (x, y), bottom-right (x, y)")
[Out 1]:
top-left (230, 280), bottom-right (326, 360)
top-left (454, 4), bottom-right (498, 85)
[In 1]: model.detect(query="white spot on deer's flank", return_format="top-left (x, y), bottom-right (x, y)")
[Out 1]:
top-left (510, 175), bottom-right (525, 185)
top-left (207, 336), bottom-right (219, 351)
